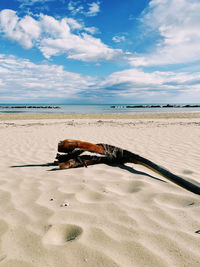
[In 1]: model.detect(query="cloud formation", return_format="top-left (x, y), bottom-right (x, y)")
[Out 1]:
top-left (0, 9), bottom-right (121, 62)
top-left (130, 0), bottom-right (200, 67)
top-left (17, 0), bottom-right (53, 6)
top-left (98, 68), bottom-right (200, 102)
top-left (67, 1), bottom-right (100, 17)
top-left (112, 35), bottom-right (125, 43)
top-left (87, 2), bottom-right (100, 17)
top-left (0, 54), bottom-right (95, 102)
top-left (0, 9), bottom-right (41, 49)
top-left (0, 54), bottom-right (199, 103)
top-left (0, 1), bottom-right (199, 104)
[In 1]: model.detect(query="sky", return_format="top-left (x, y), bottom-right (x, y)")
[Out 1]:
top-left (0, 0), bottom-right (200, 104)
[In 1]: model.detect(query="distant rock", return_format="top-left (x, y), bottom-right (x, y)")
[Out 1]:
top-left (0, 105), bottom-right (60, 109)
top-left (110, 104), bottom-right (200, 109)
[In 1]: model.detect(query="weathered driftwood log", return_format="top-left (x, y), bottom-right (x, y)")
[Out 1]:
top-left (56, 139), bottom-right (200, 195)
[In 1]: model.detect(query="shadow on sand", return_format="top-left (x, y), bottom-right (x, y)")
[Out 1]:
top-left (10, 162), bottom-right (166, 183)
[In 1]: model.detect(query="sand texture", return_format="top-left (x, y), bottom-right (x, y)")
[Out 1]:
top-left (0, 116), bottom-right (200, 267)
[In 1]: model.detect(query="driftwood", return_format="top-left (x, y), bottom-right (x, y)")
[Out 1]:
top-left (55, 139), bottom-right (200, 195)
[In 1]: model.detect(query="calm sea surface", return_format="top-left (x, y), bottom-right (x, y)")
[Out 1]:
top-left (0, 104), bottom-right (200, 114)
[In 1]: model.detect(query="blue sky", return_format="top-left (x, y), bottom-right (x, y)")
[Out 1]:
top-left (0, 0), bottom-right (200, 104)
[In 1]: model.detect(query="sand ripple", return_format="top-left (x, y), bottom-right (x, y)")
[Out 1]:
top-left (0, 118), bottom-right (199, 266)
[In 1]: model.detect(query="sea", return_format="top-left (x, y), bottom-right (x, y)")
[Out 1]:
top-left (0, 104), bottom-right (200, 114)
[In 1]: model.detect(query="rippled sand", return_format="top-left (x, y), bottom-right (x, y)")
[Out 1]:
top-left (0, 115), bottom-right (200, 266)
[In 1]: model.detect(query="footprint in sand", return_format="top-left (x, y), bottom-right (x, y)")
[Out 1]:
top-left (123, 181), bottom-right (144, 194)
top-left (42, 224), bottom-right (83, 245)
top-left (182, 169), bottom-right (193, 175)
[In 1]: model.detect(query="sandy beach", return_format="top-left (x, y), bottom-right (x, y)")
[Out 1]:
top-left (0, 113), bottom-right (200, 267)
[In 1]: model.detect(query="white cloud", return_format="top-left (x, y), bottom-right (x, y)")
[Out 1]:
top-left (38, 14), bottom-right (121, 61)
top-left (129, 0), bottom-right (200, 66)
top-left (0, 9), bottom-right (41, 49)
top-left (112, 35), bottom-right (125, 43)
top-left (65, 18), bottom-right (82, 30)
top-left (0, 54), bottom-right (200, 103)
top-left (17, 0), bottom-right (54, 7)
top-left (98, 68), bottom-right (200, 102)
top-left (0, 9), bottom-right (121, 62)
top-left (68, 1), bottom-right (84, 16)
top-left (86, 2), bottom-right (100, 17)
top-left (63, 17), bottom-right (99, 34)
top-left (67, 1), bottom-right (100, 17)
top-left (84, 26), bottom-right (99, 34)
top-left (0, 54), bottom-right (96, 101)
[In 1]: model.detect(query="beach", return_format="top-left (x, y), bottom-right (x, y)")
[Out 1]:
top-left (0, 113), bottom-right (200, 267)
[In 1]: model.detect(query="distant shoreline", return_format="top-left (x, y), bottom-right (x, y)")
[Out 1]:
top-left (1, 104), bottom-right (200, 115)
top-left (1, 104), bottom-right (200, 109)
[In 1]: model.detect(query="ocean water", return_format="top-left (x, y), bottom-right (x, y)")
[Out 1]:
top-left (0, 104), bottom-right (200, 114)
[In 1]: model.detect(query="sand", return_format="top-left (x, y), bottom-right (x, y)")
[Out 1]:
top-left (0, 113), bottom-right (200, 267)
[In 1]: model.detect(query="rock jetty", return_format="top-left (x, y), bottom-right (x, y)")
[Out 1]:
top-left (110, 104), bottom-right (200, 109)
top-left (0, 105), bottom-right (60, 109)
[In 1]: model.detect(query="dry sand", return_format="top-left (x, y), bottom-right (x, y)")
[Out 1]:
top-left (0, 113), bottom-right (200, 267)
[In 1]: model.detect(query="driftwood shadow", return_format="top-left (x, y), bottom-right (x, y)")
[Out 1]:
top-left (10, 162), bottom-right (166, 183)
top-left (10, 162), bottom-right (58, 168)
top-left (109, 163), bottom-right (166, 183)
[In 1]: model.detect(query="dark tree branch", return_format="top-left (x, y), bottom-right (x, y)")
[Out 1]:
top-left (56, 139), bottom-right (200, 195)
